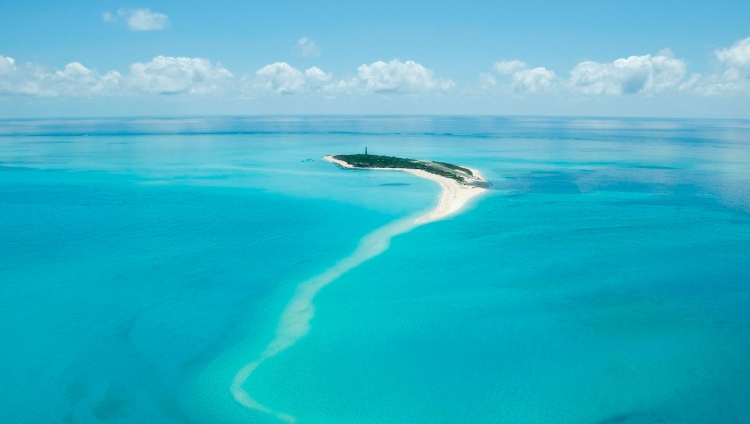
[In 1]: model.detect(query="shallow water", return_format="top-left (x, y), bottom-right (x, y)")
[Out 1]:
top-left (1, 117), bottom-right (749, 423)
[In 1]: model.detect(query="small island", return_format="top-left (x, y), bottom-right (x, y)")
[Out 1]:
top-left (324, 153), bottom-right (489, 223)
top-left (327, 154), bottom-right (489, 188)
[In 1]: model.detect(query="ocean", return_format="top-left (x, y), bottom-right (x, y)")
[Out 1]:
top-left (1, 116), bottom-right (749, 423)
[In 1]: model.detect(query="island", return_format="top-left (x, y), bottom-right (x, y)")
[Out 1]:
top-left (230, 153), bottom-right (491, 423)
top-left (324, 153), bottom-right (489, 223)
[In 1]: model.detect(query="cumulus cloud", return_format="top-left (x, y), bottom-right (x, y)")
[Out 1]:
top-left (483, 60), bottom-right (555, 94)
top-left (1, 57), bottom-right (452, 99)
top-left (691, 36), bottom-right (750, 95)
top-left (478, 72), bottom-right (497, 89)
top-left (304, 66), bottom-right (334, 89)
top-left (569, 50), bottom-right (687, 95)
top-left (242, 59), bottom-right (451, 97)
top-left (297, 37), bottom-right (321, 58)
top-left (248, 62), bottom-right (332, 95)
top-left (0, 56), bottom-right (123, 97)
top-left (357, 60), bottom-right (454, 94)
top-left (0, 55), bottom-right (231, 97)
top-left (103, 8), bottom-right (170, 31)
top-left (716, 37), bottom-right (750, 75)
top-left (53, 63), bottom-right (123, 96)
top-left (0, 56), bottom-right (16, 75)
top-left (128, 56), bottom-right (232, 95)
top-left (511, 67), bottom-right (556, 93)
top-left (0, 56), bottom-right (39, 96)
top-left (493, 60), bottom-right (528, 75)
top-left (486, 51), bottom-right (694, 96)
top-left (253, 62), bottom-right (306, 94)
top-left (9, 38), bottom-right (750, 102)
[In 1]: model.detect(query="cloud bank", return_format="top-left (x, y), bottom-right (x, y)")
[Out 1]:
top-left (0, 56), bottom-right (453, 99)
top-left (241, 59), bottom-right (453, 96)
top-left (0, 55), bottom-right (229, 97)
top-left (482, 38), bottom-right (750, 97)
top-left (2, 36), bottom-right (750, 102)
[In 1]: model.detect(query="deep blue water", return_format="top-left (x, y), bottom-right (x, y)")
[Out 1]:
top-left (1, 116), bottom-right (749, 423)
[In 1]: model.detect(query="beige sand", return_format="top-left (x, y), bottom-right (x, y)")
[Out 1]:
top-left (226, 157), bottom-right (488, 423)
top-left (323, 155), bottom-right (487, 223)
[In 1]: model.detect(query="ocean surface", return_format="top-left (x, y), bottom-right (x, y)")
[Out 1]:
top-left (1, 116), bottom-right (749, 424)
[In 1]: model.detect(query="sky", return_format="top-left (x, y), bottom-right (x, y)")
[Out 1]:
top-left (1, 0), bottom-right (749, 118)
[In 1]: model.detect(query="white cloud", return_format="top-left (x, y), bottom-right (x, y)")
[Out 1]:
top-left (511, 67), bottom-right (556, 93)
top-left (128, 56), bottom-right (232, 95)
top-left (244, 59), bottom-right (451, 97)
top-left (297, 37), bottom-right (321, 58)
top-left (125, 8), bottom-right (169, 31)
top-left (252, 62), bottom-right (305, 94)
top-left (8, 37), bottom-right (750, 103)
top-left (569, 50), bottom-right (687, 95)
top-left (53, 63), bottom-right (123, 96)
top-left (690, 36), bottom-right (750, 96)
top-left (493, 60), bottom-right (528, 75)
top-left (693, 76), bottom-right (750, 96)
top-left (530, 43), bottom-right (748, 98)
top-left (0, 55), bottom-right (233, 97)
top-left (0, 56), bottom-right (16, 75)
top-left (0, 56), bottom-right (123, 97)
top-left (247, 62), bottom-right (333, 95)
top-left (1, 57), bottom-right (450, 99)
top-left (103, 8), bottom-right (170, 31)
top-left (483, 60), bottom-right (555, 94)
top-left (0, 56), bottom-right (34, 95)
top-left (478, 72), bottom-right (497, 89)
top-left (357, 60), bottom-right (454, 94)
top-left (716, 36), bottom-right (750, 75)
top-left (304, 66), bottom-right (333, 89)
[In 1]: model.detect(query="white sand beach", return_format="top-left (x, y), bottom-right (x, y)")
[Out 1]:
top-left (228, 156), bottom-right (488, 423)
top-left (323, 155), bottom-right (487, 223)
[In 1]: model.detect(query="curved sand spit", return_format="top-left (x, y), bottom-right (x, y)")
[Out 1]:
top-left (230, 156), bottom-right (488, 422)
top-left (323, 155), bottom-right (487, 223)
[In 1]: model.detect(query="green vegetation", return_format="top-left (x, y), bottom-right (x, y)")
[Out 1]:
top-left (332, 154), bottom-right (469, 183)
top-left (434, 161), bottom-right (473, 176)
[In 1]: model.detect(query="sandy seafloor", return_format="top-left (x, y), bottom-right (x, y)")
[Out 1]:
top-left (1, 116), bottom-right (750, 424)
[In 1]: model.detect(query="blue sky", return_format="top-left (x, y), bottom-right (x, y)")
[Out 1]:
top-left (1, 0), bottom-right (749, 118)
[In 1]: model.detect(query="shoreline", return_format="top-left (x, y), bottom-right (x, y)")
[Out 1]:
top-left (227, 156), bottom-right (489, 423)
top-left (323, 155), bottom-right (487, 223)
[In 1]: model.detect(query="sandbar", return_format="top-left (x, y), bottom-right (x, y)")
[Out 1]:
top-left (323, 155), bottom-right (487, 223)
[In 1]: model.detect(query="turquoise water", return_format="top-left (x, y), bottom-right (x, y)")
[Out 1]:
top-left (1, 117), bottom-right (749, 423)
